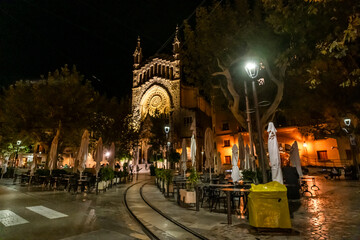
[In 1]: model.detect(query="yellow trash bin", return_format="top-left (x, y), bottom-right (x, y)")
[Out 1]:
top-left (248, 181), bottom-right (292, 228)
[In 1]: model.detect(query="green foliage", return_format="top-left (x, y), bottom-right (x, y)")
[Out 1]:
top-left (188, 168), bottom-right (199, 191)
top-left (169, 149), bottom-right (180, 163)
top-left (142, 112), bottom-right (169, 154)
top-left (182, 0), bottom-right (281, 93)
top-left (163, 169), bottom-right (173, 184)
top-left (99, 167), bottom-right (114, 181)
top-left (263, 0), bottom-right (360, 88)
top-left (122, 162), bottom-right (129, 177)
top-left (242, 169), bottom-right (256, 182)
top-left (155, 168), bottom-right (165, 180)
top-left (0, 65), bottom-right (137, 160)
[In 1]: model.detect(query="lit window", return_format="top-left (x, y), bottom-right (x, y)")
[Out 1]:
top-left (224, 140), bottom-right (230, 147)
top-left (225, 156), bottom-right (231, 164)
top-left (317, 151), bottom-right (328, 160)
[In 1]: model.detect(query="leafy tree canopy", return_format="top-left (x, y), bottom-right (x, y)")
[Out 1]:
top-left (0, 65), bottom-right (135, 157)
top-left (181, 0), bottom-right (360, 138)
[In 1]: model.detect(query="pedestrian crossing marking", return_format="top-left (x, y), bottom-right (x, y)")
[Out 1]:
top-left (26, 206), bottom-right (68, 219)
top-left (0, 210), bottom-right (29, 227)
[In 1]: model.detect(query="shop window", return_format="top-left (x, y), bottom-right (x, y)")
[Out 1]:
top-left (225, 156), bottom-right (231, 164)
top-left (317, 151), bottom-right (328, 160)
top-left (224, 140), bottom-right (230, 147)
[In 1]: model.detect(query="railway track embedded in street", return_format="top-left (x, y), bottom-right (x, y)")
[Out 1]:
top-left (124, 181), bottom-right (208, 240)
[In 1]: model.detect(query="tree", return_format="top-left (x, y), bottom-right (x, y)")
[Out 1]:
top-left (0, 65), bottom-right (133, 165)
top-left (139, 112), bottom-right (169, 163)
top-left (182, 0), bottom-right (360, 139)
top-left (263, 0), bottom-right (360, 137)
top-left (182, 0), bottom-right (287, 131)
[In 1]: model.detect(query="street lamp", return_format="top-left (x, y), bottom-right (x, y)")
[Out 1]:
top-left (244, 61), bottom-right (268, 183)
top-left (164, 126), bottom-right (170, 169)
top-left (343, 118), bottom-right (359, 180)
top-left (13, 140), bottom-right (22, 179)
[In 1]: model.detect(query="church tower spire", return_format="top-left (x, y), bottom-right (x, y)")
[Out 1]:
top-left (133, 36), bottom-right (142, 69)
top-left (172, 25), bottom-right (180, 60)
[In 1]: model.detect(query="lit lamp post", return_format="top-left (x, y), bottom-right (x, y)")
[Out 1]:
top-left (244, 62), bottom-right (268, 183)
top-left (343, 118), bottom-right (359, 180)
top-left (164, 126), bottom-right (170, 169)
top-left (13, 140), bottom-right (22, 179)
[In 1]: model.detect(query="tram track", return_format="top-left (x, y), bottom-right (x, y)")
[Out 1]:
top-left (124, 181), bottom-right (208, 240)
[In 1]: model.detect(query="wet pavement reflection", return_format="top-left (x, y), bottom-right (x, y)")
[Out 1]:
top-left (291, 177), bottom-right (360, 240)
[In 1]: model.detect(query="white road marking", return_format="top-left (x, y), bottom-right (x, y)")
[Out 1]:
top-left (0, 210), bottom-right (29, 227)
top-left (26, 206), bottom-right (68, 219)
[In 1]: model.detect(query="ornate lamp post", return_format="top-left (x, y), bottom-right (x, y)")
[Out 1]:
top-left (164, 126), bottom-right (170, 169)
top-left (13, 140), bottom-right (22, 179)
top-left (244, 62), bottom-right (268, 183)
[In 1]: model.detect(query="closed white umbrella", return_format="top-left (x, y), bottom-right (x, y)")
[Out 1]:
top-left (48, 128), bottom-right (60, 175)
top-left (190, 135), bottom-right (196, 169)
top-left (77, 130), bottom-right (90, 178)
top-left (267, 122), bottom-right (283, 184)
top-left (95, 137), bottom-right (103, 177)
top-left (244, 144), bottom-right (250, 170)
top-left (231, 144), bottom-right (240, 183)
top-left (181, 139), bottom-right (187, 176)
top-left (1, 156), bottom-right (9, 179)
top-left (289, 141), bottom-right (303, 177)
top-left (108, 142), bottom-right (115, 171)
top-left (204, 128), bottom-right (214, 171)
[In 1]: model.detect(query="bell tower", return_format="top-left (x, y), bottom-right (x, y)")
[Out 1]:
top-left (172, 25), bottom-right (180, 60)
top-left (133, 36), bottom-right (142, 69)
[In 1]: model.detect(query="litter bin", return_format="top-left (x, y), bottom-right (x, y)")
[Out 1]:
top-left (248, 181), bottom-right (291, 228)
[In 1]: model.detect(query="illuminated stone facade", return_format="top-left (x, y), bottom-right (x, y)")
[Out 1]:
top-left (131, 28), bottom-right (211, 169)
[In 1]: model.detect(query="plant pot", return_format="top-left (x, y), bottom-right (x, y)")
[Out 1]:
top-left (179, 189), bottom-right (196, 204)
top-left (165, 183), bottom-right (174, 193)
top-left (98, 181), bottom-right (106, 190)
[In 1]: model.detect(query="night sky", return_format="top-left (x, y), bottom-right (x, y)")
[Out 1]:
top-left (0, 0), bottom-right (203, 98)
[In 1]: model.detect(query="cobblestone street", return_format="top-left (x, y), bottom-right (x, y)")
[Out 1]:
top-left (1, 174), bottom-right (359, 239)
top-left (291, 177), bottom-right (360, 240)
top-left (147, 175), bottom-right (360, 240)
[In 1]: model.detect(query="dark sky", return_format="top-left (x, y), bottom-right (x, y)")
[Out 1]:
top-left (0, 0), bottom-right (203, 98)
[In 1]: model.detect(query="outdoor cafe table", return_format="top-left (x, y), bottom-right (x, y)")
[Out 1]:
top-left (221, 188), bottom-right (250, 225)
top-left (208, 183), bottom-right (233, 188)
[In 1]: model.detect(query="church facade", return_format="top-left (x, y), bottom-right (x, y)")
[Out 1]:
top-left (131, 28), bottom-right (212, 171)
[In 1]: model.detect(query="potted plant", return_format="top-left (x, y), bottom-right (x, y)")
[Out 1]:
top-left (164, 169), bottom-right (174, 197)
top-left (98, 168), bottom-right (108, 191)
top-left (180, 168), bottom-right (199, 204)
